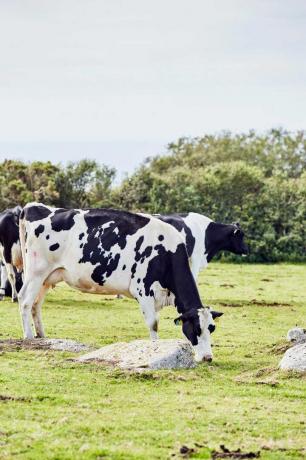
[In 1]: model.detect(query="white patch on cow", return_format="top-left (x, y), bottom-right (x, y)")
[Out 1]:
top-left (192, 308), bottom-right (214, 362)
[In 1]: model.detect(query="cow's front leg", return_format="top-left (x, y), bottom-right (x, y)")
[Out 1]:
top-left (138, 297), bottom-right (159, 341)
top-left (0, 262), bottom-right (7, 300)
top-left (32, 285), bottom-right (48, 338)
top-left (6, 263), bottom-right (18, 302)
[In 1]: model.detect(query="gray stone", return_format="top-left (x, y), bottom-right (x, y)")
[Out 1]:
top-left (279, 342), bottom-right (306, 372)
top-left (286, 327), bottom-right (306, 343)
top-left (76, 339), bottom-right (196, 371)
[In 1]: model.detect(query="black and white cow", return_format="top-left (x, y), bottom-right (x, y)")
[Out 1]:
top-left (156, 213), bottom-right (249, 280)
top-left (18, 203), bottom-right (223, 361)
top-left (0, 206), bottom-right (23, 301)
top-left (0, 262), bottom-right (22, 301)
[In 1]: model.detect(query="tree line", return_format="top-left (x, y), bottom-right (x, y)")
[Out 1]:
top-left (1, 128), bottom-right (305, 262)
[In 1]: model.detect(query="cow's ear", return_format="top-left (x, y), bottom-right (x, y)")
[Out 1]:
top-left (211, 310), bottom-right (224, 319)
top-left (174, 316), bottom-right (183, 326)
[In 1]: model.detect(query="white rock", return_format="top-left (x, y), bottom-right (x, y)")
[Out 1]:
top-left (286, 327), bottom-right (306, 343)
top-left (76, 339), bottom-right (196, 371)
top-left (279, 342), bottom-right (306, 372)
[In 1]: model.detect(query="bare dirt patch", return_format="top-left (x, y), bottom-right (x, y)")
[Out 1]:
top-left (0, 394), bottom-right (31, 402)
top-left (219, 302), bottom-right (243, 308)
top-left (250, 299), bottom-right (291, 307)
top-left (0, 338), bottom-right (92, 353)
top-left (235, 367), bottom-right (279, 386)
top-left (212, 445), bottom-right (260, 459)
top-left (270, 341), bottom-right (292, 355)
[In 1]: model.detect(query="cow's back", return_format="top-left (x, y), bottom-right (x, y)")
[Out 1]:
top-left (21, 204), bottom-right (187, 296)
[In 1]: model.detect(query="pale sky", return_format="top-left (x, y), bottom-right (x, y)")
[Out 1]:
top-left (0, 0), bottom-right (305, 177)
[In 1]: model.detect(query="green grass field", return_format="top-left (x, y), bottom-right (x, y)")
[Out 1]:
top-left (0, 263), bottom-right (305, 459)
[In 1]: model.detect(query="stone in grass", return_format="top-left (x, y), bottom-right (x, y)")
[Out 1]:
top-left (76, 339), bottom-right (196, 371)
top-left (286, 327), bottom-right (306, 343)
top-left (279, 342), bottom-right (306, 373)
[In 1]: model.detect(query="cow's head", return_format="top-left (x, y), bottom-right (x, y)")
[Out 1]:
top-left (227, 222), bottom-right (249, 255)
top-left (174, 307), bottom-right (223, 362)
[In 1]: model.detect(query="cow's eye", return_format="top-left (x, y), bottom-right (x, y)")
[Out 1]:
top-left (208, 324), bottom-right (215, 334)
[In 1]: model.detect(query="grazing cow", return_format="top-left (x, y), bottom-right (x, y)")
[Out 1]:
top-left (156, 213), bottom-right (249, 280)
top-left (0, 206), bottom-right (23, 301)
top-left (19, 203), bottom-right (223, 361)
top-left (0, 262), bottom-right (22, 301)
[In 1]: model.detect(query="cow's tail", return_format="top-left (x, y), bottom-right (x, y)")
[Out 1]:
top-left (19, 210), bottom-right (27, 276)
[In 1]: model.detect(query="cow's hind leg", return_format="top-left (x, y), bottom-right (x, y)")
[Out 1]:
top-left (32, 285), bottom-right (49, 338)
top-left (18, 275), bottom-right (46, 339)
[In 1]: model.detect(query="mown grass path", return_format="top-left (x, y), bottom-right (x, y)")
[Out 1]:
top-left (0, 264), bottom-right (305, 459)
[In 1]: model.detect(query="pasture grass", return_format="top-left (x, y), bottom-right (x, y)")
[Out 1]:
top-left (0, 263), bottom-right (305, 459)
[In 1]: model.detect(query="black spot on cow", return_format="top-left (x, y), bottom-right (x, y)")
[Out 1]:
top-left (137, 278), bottom-right (141, 283)
top-left (91, 253), bottom-right (120, 285)
top-left (51, 209), bottom-right (80, 232)
top-left (131, 262), bottom-right (137, 279)
top-left (143, 242), bottom-right (202, 316)
top-left (134, 236), bottom-right (153, 263)
top-left (122, 264), bottom-right (126, 270)
top-left (158, 235), bottom-right (164, 241)
top-left (157, 215), bottom-right (196, 257)
top-left (49, 243), bottom-right (60, 251)
top-left (46, 235), bottom-right (50, 240)
top-left (34, 224), bottom-right (44, 237)
top-left (0, 209), bottom-right (21, 264)
top-left (23, 205), bottom-right (52, 222)
top-left (79, 232), bottom-right (84, 240)
top-left (79, 209), bottom-right (150, 285)
top-left (80, 243), bottom-right (83, 248)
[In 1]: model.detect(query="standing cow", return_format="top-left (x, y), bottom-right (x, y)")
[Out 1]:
top-left (156, 213), bottom-right (249, 280)
top-left (18, 203), bottom-right (223, 362)
top-left (0, 206), bottom-right (23, 301)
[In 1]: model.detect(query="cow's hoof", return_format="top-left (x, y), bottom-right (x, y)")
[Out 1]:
top-left (0, 295), bottom-right (4, 301)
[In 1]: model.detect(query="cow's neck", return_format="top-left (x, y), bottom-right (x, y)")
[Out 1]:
top-left (204, 222), bottom-right (231, 262)
top-left (168, 244), bottom-right (203, 314)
